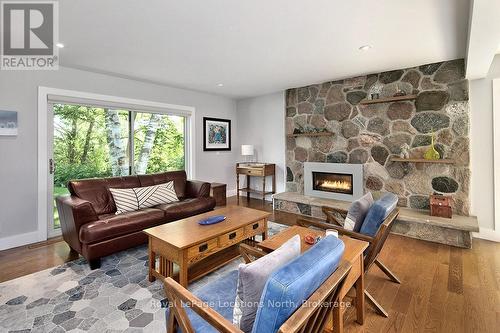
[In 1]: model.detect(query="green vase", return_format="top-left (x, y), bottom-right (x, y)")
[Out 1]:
top-left (424, 133), bottom-right (440, 160)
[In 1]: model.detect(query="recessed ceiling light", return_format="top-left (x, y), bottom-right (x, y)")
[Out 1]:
top-left (56, 43), bottom-right (65, 48)
top-left (359, 45), bottom-right (372, 51)
top-left (217, 83), bottom-right (224, 87)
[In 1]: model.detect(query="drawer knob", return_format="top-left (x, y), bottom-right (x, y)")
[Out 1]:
top-left (229, 232), bottom-right (237, 240)
top-left (199, 244), bottom-right (208, 252)
top-left (252, 223), bottom-right (259, 230)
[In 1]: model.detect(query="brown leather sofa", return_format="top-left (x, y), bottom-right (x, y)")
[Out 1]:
top-left (56, 170), bottom-right (216, 269)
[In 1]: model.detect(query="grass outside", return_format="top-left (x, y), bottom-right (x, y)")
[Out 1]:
top-left (53, 186), bottom-right (69, 229)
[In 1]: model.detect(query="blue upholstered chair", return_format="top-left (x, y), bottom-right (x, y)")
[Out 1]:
top-left (298, 192), bottom-right (400, 317)
top-left (163, 235), bottom-right (351, 333)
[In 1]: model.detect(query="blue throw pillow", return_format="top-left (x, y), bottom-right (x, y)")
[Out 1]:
top-left (359, 193), bottom-right (398, 237)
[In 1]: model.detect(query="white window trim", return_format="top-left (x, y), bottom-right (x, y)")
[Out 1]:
top-left (38, 86), bottom-right (195, 242)
top-left (493, 79), bottom-right (500, 235)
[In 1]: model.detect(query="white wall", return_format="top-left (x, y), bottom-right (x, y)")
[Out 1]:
top-left (236, 92), bottom-right (286, 199)
top-left (0, 67), bottom-right (237, 248)
top-left (469, 54), bottom-right (500, 240)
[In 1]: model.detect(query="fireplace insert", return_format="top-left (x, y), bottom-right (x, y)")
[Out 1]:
top-left (312, 171), bottom-right (353, 195)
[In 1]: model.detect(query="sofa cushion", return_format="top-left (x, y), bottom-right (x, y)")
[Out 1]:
top-left (138, 170), bottom-right (187, 198)
top-left (359, 193), bottom-right (398, 237)
top-left (165, 270), bottom-right (239, 333)
top-left (68, 176), bottom-right (141, 215)
top-left (252, 235), bottom-right (345, 333)
top-left (344, 192), bottom-right (374, 231)
top-left (79, 208), bottom-right (164, 244)
top-left (156, 197), bottom-right (216, 221)
top-left (233, 235), bottom-right (301, 333)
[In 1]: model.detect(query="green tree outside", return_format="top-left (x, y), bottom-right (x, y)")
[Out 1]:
top-left (52, 104), bottom-right (185, 228)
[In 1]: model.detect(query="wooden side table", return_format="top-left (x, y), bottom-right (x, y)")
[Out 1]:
top-left (210, 182), bottom-right (227, 206)
top-left (236, 163), bottom-right (276, 203)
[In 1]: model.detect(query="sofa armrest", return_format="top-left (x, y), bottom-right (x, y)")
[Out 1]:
top-left (163, 277), bottom-right (243, 333)
top-left (185, 180), bottom-right (211, 198)
top-left (56, 195), bottom-right (98, 251)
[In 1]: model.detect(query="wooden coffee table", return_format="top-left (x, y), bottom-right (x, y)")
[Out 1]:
top-left (257, 225), bottom-right (369, 333)
top-left (144, 206), bottom-right (270, 287)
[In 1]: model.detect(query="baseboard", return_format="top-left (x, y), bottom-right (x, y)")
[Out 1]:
top-left (0, 230), bottom-right (41, 251)
top-left (472, 227), bottom-right (500, 242)
top-left (227, 188), bottom-right (237, 197)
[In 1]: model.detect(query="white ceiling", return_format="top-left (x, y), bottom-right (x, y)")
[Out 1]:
top-left (59, 0), bottom-right (470, 98)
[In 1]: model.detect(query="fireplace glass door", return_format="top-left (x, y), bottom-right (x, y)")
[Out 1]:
top-left (312, 172), bottom-right (353, 195)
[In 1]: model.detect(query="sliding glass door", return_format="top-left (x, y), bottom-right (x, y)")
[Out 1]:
top-left (49, 104), bottom-right (185, 236)
top-left (133, 112), bottom-right (185, 174)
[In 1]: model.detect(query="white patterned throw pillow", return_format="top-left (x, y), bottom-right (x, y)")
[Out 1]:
top-left (110, 181), bottom-right (179, 214)
top-left (109, 188), bottom-right (139, 214)
top-left (135, 181), bottom-right (179, 209)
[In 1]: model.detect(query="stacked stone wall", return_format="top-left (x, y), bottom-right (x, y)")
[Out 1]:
top-left (285, 59), bottom-right (470, 214)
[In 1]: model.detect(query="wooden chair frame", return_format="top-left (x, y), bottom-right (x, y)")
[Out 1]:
top-left (163, 244), bottom-right (352, 333)
top-left (297, 206), bottom-right (400, 318)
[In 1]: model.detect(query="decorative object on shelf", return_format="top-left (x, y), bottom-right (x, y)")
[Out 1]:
top-left (399, 143), bottom-right (410, 159)
top-left (198, 215), bottom-right (226, 225)
top-left (359, 94), bottom-right (417, 105)
top-left (423, 132), bottom-right (440, 160)
top-left (393, 84), bottom-right (407, 97)
top-left (241, 144), bottom-right (255, 163)
top-left (203, 117), bottom-right (231, 151)
top-left (0, 110), bottom-right (18, 136)
top-left (430, 194), bottom-right (452, 218)
top-left (369, 81), bottom-right (383, 100)
top-left (287, 131), bottom-right (334, 138)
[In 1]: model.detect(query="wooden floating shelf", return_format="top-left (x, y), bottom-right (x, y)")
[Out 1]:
top-left (359, 94), bottom-right (417, 105)
top-left (390, 157), bottom-right (455, 164)
top-left (288, 132), bottom-right (334, 138)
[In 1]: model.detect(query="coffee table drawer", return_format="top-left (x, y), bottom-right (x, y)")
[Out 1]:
top-left (187, 238), bottom-right (218, 264)
top-left (218, 228), bottom-right (245, 247)
top-left (245, 220), bottom-right (265, 235)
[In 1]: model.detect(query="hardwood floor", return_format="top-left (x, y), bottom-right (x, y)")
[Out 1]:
top-left (0, 196), bottom-right (499, 332)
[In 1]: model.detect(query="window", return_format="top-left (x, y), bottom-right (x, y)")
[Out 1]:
top-left (52, 104), bottom-right (186, 229)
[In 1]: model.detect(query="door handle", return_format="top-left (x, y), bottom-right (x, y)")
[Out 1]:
top-left (49, 159), bottom-right (55, 174)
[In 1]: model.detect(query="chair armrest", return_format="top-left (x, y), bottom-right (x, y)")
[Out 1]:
top-left (239, 243), bottom-right (267, 263)
top-left (185, 180), bottom-right (211, 198)
top-left (163, 277), bottom-right (243, 333)
top-left (297, 219), bottom-right (374, 243)
top-left (321, 206), bottom-right (347, 226)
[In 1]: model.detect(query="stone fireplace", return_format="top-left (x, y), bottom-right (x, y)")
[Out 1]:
top-left (285, 59), bottom-right (471, 215)
top-left (304, 162), bottom-right (363, 201)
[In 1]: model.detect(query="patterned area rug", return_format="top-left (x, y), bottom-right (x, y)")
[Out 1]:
top-left (0, 221), bottom-right (288, 332)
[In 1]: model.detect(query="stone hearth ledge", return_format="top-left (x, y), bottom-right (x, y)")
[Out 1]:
top-left (272, 192), bottom-right (479, 248)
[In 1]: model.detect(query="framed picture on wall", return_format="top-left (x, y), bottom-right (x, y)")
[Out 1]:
top-left (203, 117), bottom-right (231, 151)
top-left (0, 111), bottom-right (18, 136)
